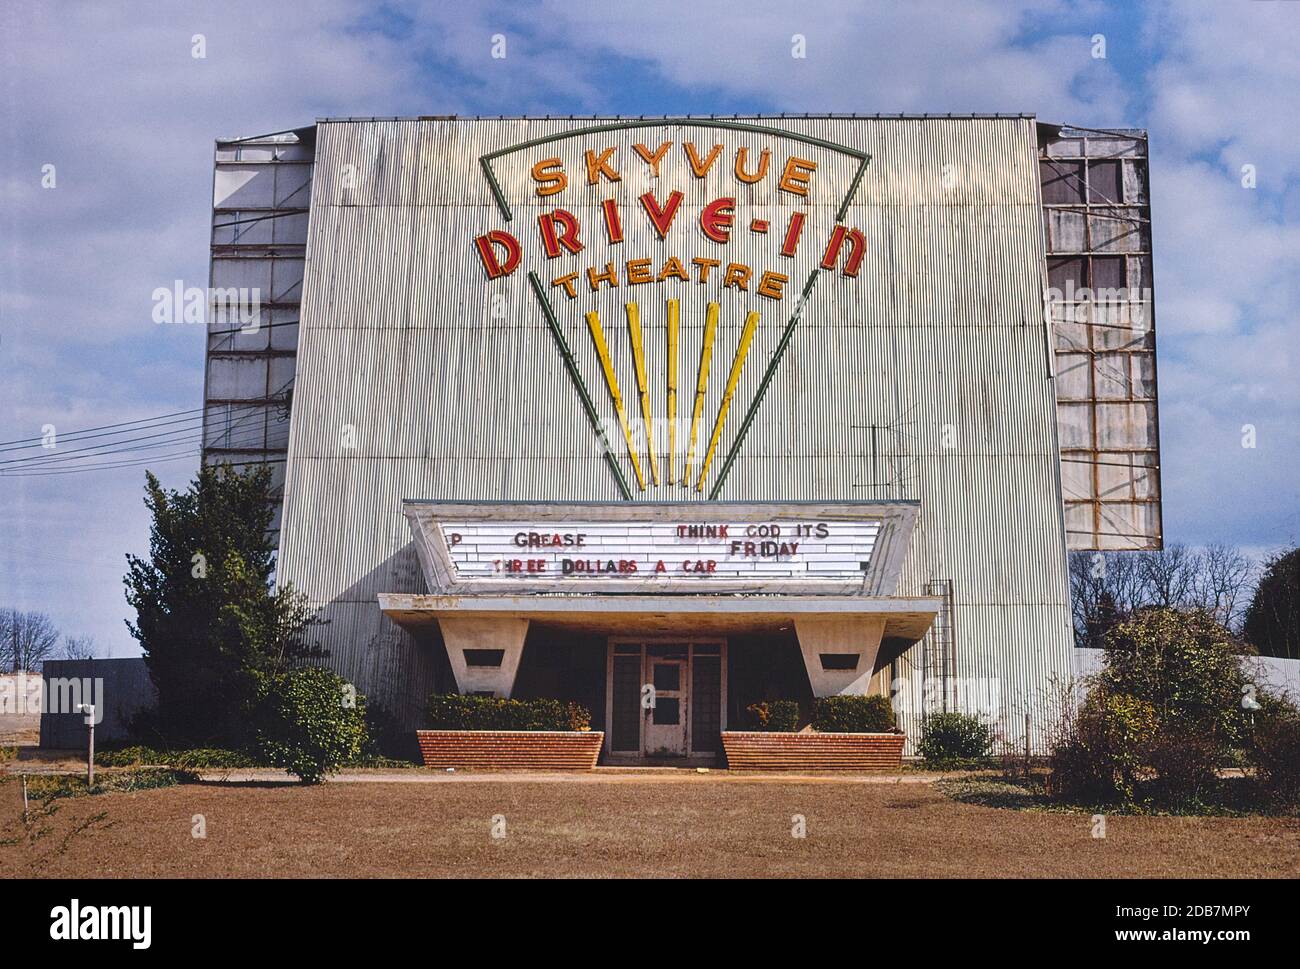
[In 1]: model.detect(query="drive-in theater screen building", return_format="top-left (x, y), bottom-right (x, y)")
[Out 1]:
top-left (202, 116), bottom-right (1161, 759)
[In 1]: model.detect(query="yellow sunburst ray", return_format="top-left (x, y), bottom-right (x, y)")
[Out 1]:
top-left (696, 309), bottom-right (761, 492)
top-left (584, 309), bottom-right (646, 490)
top-left (625, 302), bottom-right (660, 486)
top-left (682, 301), bottom-right (719, 485)
top-left (665, 299), bottom-right (679, 485)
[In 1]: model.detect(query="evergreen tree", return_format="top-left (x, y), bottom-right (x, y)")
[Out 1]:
top-left (1244, 548), bottom-right (1300, 660)
top-left (124, 464), bottom-right (322, 746)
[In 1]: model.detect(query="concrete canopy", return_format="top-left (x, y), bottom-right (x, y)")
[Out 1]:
top-left (379, 593), bottom-right (939, 640)
top-left (380, 593), bottom-right (940, 698)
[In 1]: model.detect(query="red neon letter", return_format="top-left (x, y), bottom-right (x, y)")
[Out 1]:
top-left (538, 209), bottom-right (583, 258)
top-left (820, 225), bottom-right (866, 277)
top-left (473, 230), bottom-right (522, 279)
top-left (639, 190), bottom-right (684, 239)
top-left (780, 211), bottom-right (806, 257)
top-left (601, 198), bottom-right (624, 244)
top-left (700, 197), bottom-right (736, 243)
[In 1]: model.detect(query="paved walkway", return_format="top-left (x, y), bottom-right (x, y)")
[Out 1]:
top-left (194, 767), bottom-right (958, 785)
top-left (4, 747), bottom-right (965, 785)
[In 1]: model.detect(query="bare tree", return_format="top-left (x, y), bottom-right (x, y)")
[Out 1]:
top-left (1193, 543), bottom-right (1255, 631)
top-left (1106, 552), bottom-right (1147, 615)
top-left (0, 609), bottom-right (61, 672)
top-left (1069, 552), bottom-right (1109, 649)
top-left (1068, 550), bottom-right (1148, 648)
top-left (1136, 543), bottom-right (1201, 609)
top-left (1070, 542), bottom-right (1258, 648)
top-left (61, 635), bottom-right (98, 661)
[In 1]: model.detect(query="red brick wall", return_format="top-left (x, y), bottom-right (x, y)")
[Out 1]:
top-left (416, 730), bottom-right (604, 769)
top-left (721, 731), bottom-right (905, 770)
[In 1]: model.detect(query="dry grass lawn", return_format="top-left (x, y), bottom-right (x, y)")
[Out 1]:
top-left (0, 713), bottom-right (39, 747)
top-left (3, 773), bottom-right (1299, 878)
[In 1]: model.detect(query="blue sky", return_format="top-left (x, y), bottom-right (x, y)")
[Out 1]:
top-left (1, 0), bottom-right (1297, 655)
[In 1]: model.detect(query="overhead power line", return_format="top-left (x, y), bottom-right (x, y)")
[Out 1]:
top-left (0, 406), bottom-right (207, 450)
top-left (0, 449), bottom-right (202, 477)
top-left (0, 411), bottom-right (206, 460)
top-left (0, 411), bottom-right (271, 467)
top-left (2, 424), bottom-right (267, 470)
top-left (0, 386), bottom-right (293, 478)
top-left (0, 380), bottom-right (295, 473)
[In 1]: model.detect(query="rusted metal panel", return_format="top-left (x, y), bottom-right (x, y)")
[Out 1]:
top-left (1039, 125), bottom-right (1162, 551)
top-left (202, 128), bottom-right (314, 495)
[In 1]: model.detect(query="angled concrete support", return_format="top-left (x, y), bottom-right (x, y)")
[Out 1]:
top-left (437, 617), bottom-right (529, 697)
top-left (794, 616), bottom-right (887, 696)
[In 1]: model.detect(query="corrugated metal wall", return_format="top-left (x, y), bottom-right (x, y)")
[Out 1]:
top-left (275, 117), bottom-right (1075, 745)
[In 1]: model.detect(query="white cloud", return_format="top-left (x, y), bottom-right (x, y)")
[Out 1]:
top-left (1147, 0), bottom-right (1300, 183)
top-left (1152, 161), bottom-right (1300, 337)
top-left (521, 0), bottom-right (1129, 120)
top-left (1137, 1), bottom-right (1300, 550)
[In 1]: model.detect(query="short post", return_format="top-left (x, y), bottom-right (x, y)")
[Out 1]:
top-left (21, 774), bottom-right (29, 822)
top-left (1023, 712), bottom-right (1031, 775)
top-left (79, 704), bottom-right (95, 787)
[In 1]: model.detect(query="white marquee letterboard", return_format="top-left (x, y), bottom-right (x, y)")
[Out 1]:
top-left (439, 519), bottom-right (880, 580)
top-left (403, 501), bottom-right (920, 596)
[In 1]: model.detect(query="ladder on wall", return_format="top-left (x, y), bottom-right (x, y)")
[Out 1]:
top-left (921, 579), bottom-right (956, 712)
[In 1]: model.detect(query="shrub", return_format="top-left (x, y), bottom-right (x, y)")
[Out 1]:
top-left (1097, 607), bottom-right (1251, 753)
top-left (745, 700), bottom-right (800, 732)
top-left (426, 694), bottom-right (591, 731)
top-left (1141, 723), bottom-right (1221, 809)
top-left (96, 745), bottom-right (164, 767)
top-left (813, 694), bottom-right (895, 733)
top-left (918, 712), bottom-right (995, 765)
top-left (1049, 691), bottom-right (1157, 803)
top-left (1047, 609), bottom-right (1274, 811)
top-left (1249, 697), bottom-right (1300, 809)
top-left (1045, 735), bottom-right (1107, 804)
top-left (251, 667), bottom-right (369, 784)
top-left (28, 767), bottom-right (195, 800)
top-left (95, 746), bottom-right (256, 769)
top-left (173, 747), bottom-right (258, 770)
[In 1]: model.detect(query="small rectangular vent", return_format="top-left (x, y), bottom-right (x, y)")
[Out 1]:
top-left (819, 653), bottom-right (860, 671)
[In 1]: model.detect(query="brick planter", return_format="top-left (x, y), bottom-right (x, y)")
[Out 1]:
top-left (416, 730), bottom-right (604, 770)
top-left (721, 731), bottom-right (906, 770)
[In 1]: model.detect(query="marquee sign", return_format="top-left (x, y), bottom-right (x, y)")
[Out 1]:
top-left (403, 501), bottom-right (920, 597)
top-left (442, 519), bottom-right (880, 580)
top-left (471, 120), bottom-right (872, 501)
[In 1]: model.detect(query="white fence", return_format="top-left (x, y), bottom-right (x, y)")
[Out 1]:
top-left (1072, 648), bottom-right (1300, 701)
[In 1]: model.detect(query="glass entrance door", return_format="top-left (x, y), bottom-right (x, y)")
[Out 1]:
top-left (644, 654), bottom-right (688, 756)
top-left (606, 640), bottom-right (726, 761)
